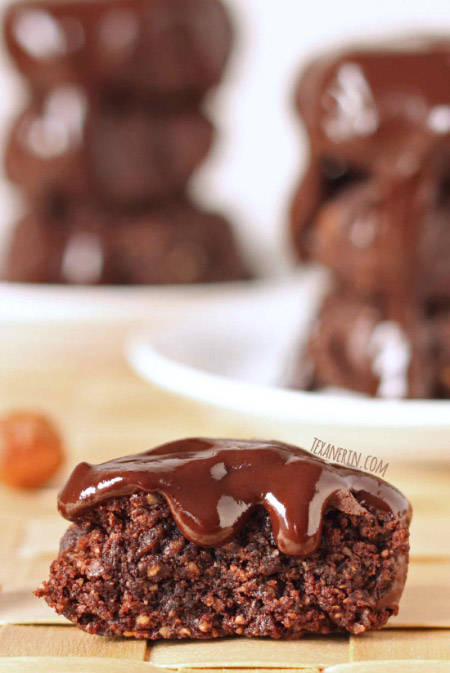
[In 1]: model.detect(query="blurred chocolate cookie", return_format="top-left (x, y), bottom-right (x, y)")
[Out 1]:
top-left (290, 39), bottom-right (450, 305)
top-left (3, 201), bottom-right (250, 285)
top-left (292, 291), bottom-right (448, 399)
top-left (4, 0), bottom-right (233, 98)
top-left (6, 86), bottom-right (214, 210)
top-left (301, 183), bottom-right (450, 302)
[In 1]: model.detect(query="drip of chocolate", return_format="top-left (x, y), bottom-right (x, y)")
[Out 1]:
top-left (59, 438), bottom-right (411, 557)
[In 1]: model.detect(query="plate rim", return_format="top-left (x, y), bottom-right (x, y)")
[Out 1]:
top-left (0, 276), bottom-right (266, 323)
top-left (126, 329), bottom-right (450, 430)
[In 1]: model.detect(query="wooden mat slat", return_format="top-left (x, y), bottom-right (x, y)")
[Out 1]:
top-left (324, 662), bottom-right (450, 673)
top-left (389, 561), bottom-right (450, 628)
top-left (149, 636), bottom-right (350, 669)
top-left (0, 591), bottom-right (68, 626)
top-left (0, 657), bottom-right (159, 672)
top-left (2, 664), bottom-right (450, 673)
top-left (350, 630), bottom-right (450, 661)
top-left (0, 625), bottom-right (147, 661)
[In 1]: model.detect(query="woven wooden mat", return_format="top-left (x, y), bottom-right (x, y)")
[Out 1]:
top-left (0, 360), bottom-right (448, 672)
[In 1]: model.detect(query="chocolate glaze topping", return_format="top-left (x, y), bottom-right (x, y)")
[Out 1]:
top-left (59, 438), bottom-right (411, 557)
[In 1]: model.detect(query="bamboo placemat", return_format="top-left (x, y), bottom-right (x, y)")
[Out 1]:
top-left (0, 358), bottom-right (448, 672)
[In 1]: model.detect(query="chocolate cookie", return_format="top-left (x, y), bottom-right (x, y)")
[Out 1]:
top-left (36, 438), bottom-right (411, 639)
top-left (302, 183), bottom-right (450, 302)
top-left (292, 291), bottom-right (448, 399)
top-left (290, 39), bottom-right (450, 311)
top-left (4, 0), bottom-right (233, 98)
top-left (6, 86), bottom-right (214, 209)
top-left (3, 201), bottom-right (249, 285)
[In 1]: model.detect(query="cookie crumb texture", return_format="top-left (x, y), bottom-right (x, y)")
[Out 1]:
top-left (37, 493), bottom-right (409, 639)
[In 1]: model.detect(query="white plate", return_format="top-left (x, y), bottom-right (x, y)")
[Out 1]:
top-left (0, 276), bottom-right (271, 367)
top-left (127, 269), bottom-right (450, 461)
top-left (0, 277), bottom-right (265, 323)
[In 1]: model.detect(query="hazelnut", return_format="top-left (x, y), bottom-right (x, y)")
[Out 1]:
top-left (147, 563), bottom-right (160, 577)
top-left (179, 627), bottom-right (191, 637)
top-left (136, 614), bottom-right (150, 627)
top-left (187, 561), bottom-right (199, 576)
top-left (0, 411), bottom-right (64, 489)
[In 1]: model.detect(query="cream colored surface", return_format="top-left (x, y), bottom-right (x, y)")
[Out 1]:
top-left (0, 658), bottom-right (159, 673)
top-left (325, 663), bottom-right (450, 673)
top-left (0, 625), bottom-right (147, 660)
top-left (151, 636), bottom-right (350, 668)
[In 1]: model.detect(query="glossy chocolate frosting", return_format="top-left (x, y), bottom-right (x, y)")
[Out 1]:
top-left (291, 38), bottom-right (450, 322)
top-left (59, 438), bottom-right (411, 557)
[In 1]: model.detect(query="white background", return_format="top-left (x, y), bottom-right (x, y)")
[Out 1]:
top-left (0, 0), bottom-right (450, 270)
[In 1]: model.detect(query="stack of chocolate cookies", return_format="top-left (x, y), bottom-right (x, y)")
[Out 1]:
top-left (290, 40), bottom-right (450, 399)
top-left (2, 0), bottom-right (248, 285)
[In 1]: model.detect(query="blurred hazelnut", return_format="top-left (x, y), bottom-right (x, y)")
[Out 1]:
top-left (0, 412), bottom-right (64, 489)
